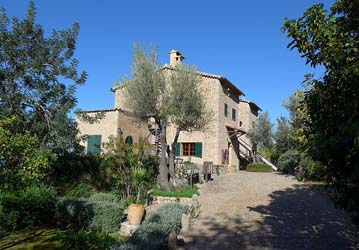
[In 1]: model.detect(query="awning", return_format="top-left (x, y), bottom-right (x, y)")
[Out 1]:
top-left (226, 124), bottom-right (246, 139)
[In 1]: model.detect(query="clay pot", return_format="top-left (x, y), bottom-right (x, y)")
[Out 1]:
top-left (127, 204), bottom-right (145, 225)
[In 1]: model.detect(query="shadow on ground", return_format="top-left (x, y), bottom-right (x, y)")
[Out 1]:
top-left (185, 185), bottom-right (359, 250)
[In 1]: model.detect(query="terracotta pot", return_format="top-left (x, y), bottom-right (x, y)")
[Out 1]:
top-left (127, 204), bottom-right (145, 225)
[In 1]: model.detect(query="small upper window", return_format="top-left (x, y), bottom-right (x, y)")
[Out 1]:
top-left (224, 103), bottom-right (228, 117)
top-left (232, 109), bottom-right (236, 121)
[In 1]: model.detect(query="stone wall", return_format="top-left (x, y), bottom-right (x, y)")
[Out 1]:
top-left (77, 110), bottom-right (120, 151)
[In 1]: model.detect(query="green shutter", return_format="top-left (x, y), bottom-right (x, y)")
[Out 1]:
top-left (175, 143), bottom-right (181, 156)
top-left (195, 142), bottom-right (202, 158)
top-left (125, 136), bottom-right (133, 145)
top-left (232, 108), bottom-right (236, 121)
top-left (87, 135), bottom-right (102, 154)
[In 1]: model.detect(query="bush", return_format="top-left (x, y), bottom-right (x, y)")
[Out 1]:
top-left (0, 185), bottom-right (57, 232)
top-left (64, 182), bottom-right (95, 199)
top-left (113, 203), bottom-right (187, 250)
top-left (87, 192), bottom-right (120, 203)
top-left (56, 198), bottom-right (126, 233)
top-left (277, 150), bottom-right (304, 174)
top-left (295, 157), bottom-right (327, 181)
top-left (246, 163), bottom-right (272, 172)
top-left (60, 229), bottom-right (120, 250)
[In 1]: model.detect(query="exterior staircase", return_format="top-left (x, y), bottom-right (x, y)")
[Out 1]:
top-left (238, 138), bottom-right (278, 171)
top-left (147, 122), bottom-right (161, 155)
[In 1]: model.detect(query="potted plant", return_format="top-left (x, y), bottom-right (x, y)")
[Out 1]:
top-left (127, 163), bottom-right (146, 225)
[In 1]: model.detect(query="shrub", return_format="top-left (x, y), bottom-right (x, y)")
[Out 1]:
top-left (246, 163), bottom-right (272, 172)
top-left (60, 229), bottom-right (120, 250)
top-left (113, 204), bottom-right (187, 250)
top-left (295, 157), bottom-right (327, 181)
top-left (277, 150), bottom-right (304, 174)
top-left (56, 198), bottom-right (126, 233)
top-left (87, 192), bottom-right (120, 203)
top-left (64, 182), bottom-right (95, 199)
top-left (0, 185), bottom-right (57, 232)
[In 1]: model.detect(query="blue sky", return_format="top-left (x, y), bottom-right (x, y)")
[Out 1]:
top-left (2, 0), bottom-right (333, 124)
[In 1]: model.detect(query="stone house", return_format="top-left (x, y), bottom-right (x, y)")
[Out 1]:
top-left (77, 50), bottom-right (275, 170)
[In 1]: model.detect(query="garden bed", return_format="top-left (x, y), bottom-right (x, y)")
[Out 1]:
top-left (245, 163), bottom-right (272, 173)
top-left (151, 186), bottom-right (199, 198)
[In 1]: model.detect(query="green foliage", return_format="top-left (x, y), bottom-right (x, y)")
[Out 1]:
top-left (272, 116), bottom-right (293, 161)
top-left (87, 192), bottom-right (120, 203)
top-left (55, 198), bottom-right (126, 233)
top-left (115, 204), bottom-right (187, 250)
top-left (248, 111), bottom-right (273, 149)
top-left (283, 0), bottom-right (359, 216)
top-left (0, 228), bottom-right (123, 250)
top-left (277, 150), bottom-right (304, 174)
top-left (103, 136), bottom-right (158, 201)
top-left (246, 163), bottom-right (272, 173)
top-left (152, 186), bottom-right (199, 198)
top-left (0, 117), bottom-right (54, 190)
top-left (64, 182), bottom-right (95, 199)
top-left (296, 157), bottom-right (327, 181)
top-left (60, 229), bottom-right (120, 250)
top-left (50, 153), bottom-right (119, 195)
top-left (0, 1), bottom-right (87, 153)
top-left (0, 185), bottom-right (57, 232)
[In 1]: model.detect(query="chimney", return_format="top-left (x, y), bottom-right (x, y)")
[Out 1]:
top-left (169, 50), bottom-right (185, 66)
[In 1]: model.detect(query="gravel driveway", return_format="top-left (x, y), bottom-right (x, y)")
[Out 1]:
top-left (183, 172), bottom-right (359, 250)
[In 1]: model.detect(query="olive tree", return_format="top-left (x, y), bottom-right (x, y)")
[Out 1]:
top-left (167, 64), bottom-right (211, 186)
top-left (123, 46), bottom-right (210, 189)
top-left (123, 45), bottom-right (170, 190)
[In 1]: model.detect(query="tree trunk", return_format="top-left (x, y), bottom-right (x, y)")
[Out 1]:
top-left (169, 127), bottom-right (181, 187)
top-left (158, 120), bottom-right (170, 190)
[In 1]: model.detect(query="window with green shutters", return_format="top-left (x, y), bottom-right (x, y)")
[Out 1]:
top-left (178, 142), bottom-right (203, 158)
top-left (87, 135), bottom-right (102, 154)
top-left (224, 103), bottom-right (228, 117)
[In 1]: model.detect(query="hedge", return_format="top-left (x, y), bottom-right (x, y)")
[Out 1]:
top-left (0, 185), bottom-right (57, 232)
top-left (56, 198), bottom-right (126, 233)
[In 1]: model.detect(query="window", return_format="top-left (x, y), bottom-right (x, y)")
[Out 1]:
top-left (182, 143), bottom-right (195, 156)
top-left (179, 142), bottom-right (203, 158)
top-left (232, 108), bottom-right (236, 121)
top-left (87, 135), bottom-right (102, 154)
top-left (252, 121), bottom-right (256, 129)
top-left (224, 103), bottom-right (228, 117)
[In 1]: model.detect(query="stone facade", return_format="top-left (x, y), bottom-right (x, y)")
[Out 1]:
top-left (77, 109), bottom-right (151, 152)
top-left (77, 50), bottom-right (262, 169)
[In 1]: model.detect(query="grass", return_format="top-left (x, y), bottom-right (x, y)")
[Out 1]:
top-left (0, 228), bottom-right (125, 250)
top-left (0, 228), bottom-right (65, 250)
top-left (152, 186), bottom-right (199, 198)
top-left (246, 163), bottom-right (272, 173)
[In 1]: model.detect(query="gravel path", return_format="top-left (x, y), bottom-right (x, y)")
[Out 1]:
top-left (183, 172), bottom-right (359, 250)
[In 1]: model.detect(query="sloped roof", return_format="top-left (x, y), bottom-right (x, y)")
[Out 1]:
top-left (239, 98), bottom-right (262, 111)
top-left (111, 65), bottom-right (245, 97)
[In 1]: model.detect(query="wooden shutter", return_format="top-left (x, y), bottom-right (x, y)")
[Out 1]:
top-left (195, 142), bottom-right (203, 158)
top-left (87, 135), bottom-right (101, 154)
top-left (125, 136), bottom-right (133, 145)
top-left (175, 143), bottom-right (181, 156)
